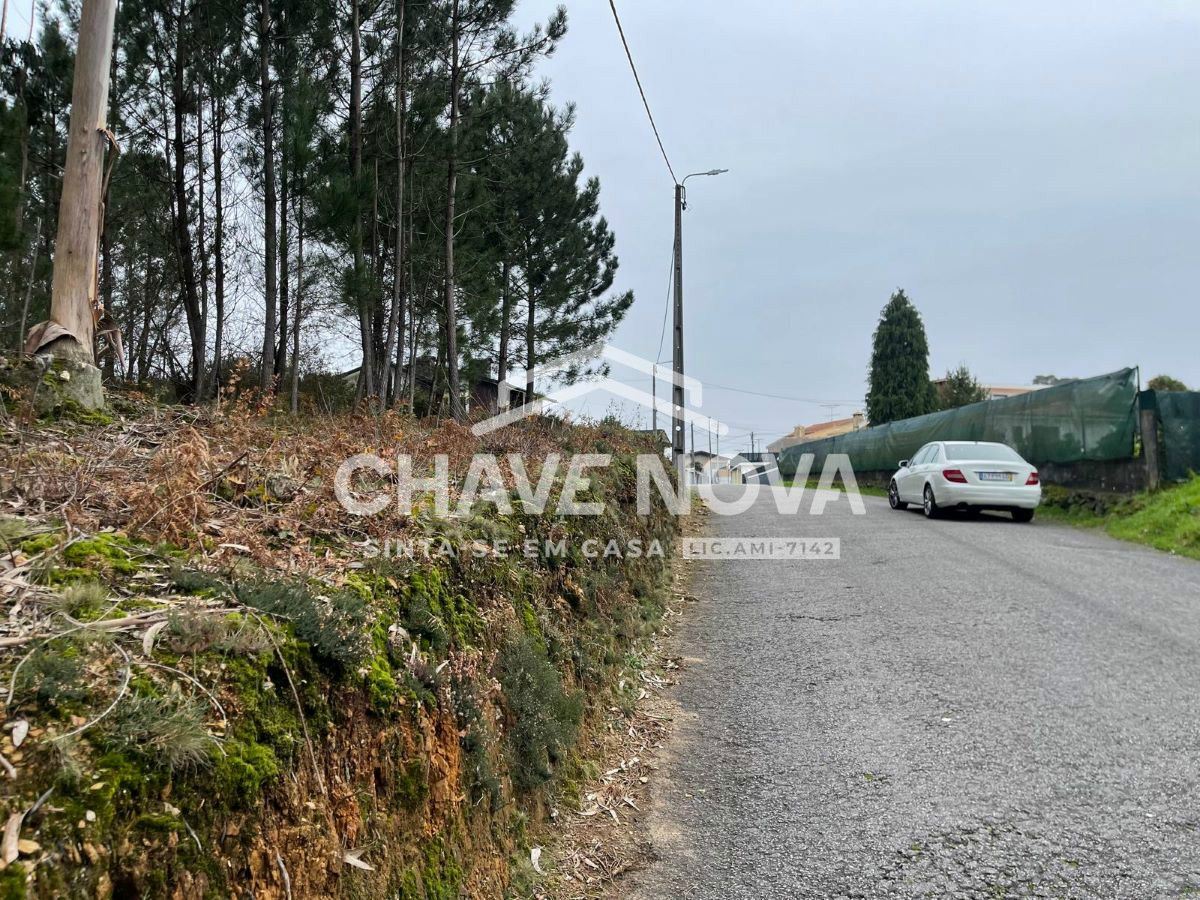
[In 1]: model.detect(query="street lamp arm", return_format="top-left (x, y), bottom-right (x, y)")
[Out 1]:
top-left (681, 168), bottom-right (729, 184)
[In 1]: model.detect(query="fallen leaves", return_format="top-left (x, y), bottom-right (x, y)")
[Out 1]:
top-left (537, 569), bottom-right (692, 897)
top-left (1, 808), bottom-right (25, 868)
top-left (342, 848), bottom-right (374, 871)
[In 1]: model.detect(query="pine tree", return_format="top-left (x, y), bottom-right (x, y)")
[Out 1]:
top-left (433, 0), bottom-right (565, 420)
top-left (470, 82), bottom-right (631, 404)
top-left (0, 0), bottom-right (635, 415)
top-left (865, 289), bottom-right (937, 424)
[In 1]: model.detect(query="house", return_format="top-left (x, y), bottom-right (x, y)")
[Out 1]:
top-left (468, 378), bottom-right (526, 414)
top-left (767, 411), bottom-right (866, 454)
top-left (679, 451), bottom-right (743, 484)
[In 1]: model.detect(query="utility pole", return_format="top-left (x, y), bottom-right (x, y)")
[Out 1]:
top-left (671, 183), bottom-right (685, 461)
top-left (35, 0), bottom-right (117, 386)
top-left (671, 168), bottom-right (727, 464)
top-left (750, 432), bottom-right (755, 456)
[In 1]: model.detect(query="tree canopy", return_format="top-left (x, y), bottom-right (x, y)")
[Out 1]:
top-left (936, 364), bottom-right (988, 410)
top-left (1148, 374), bottom-right (1187, 392)
top-left (865, 289), bottom-right (936, 425)
top-left (0, 0), bottom-right (629, 418)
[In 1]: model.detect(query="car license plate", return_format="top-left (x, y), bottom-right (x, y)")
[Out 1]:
top-left (978, 471), bottom-right (1012, 482)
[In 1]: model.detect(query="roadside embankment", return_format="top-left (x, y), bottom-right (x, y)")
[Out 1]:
top-left (1038, 478), bottom-right (1200, 559)
top-left (0, 397), bottom-right (679, 898)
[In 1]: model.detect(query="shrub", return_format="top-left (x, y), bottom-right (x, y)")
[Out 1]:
top-left (13, 642), bottom-right (89, 712)
top-left (47, 582), bottom-right (109, 621)
top-left (169, 565), bottom-right (226, 596)
top-left (100, 693), bottom-right (218, 770)
top-left (496, 633), bottom-right (582, 791)
top-left (450, 672), bottom-right (500, 808)
top-left (234, 578), bottom-right (371, 668)
top-left (164, 610), bottom-right (270, 655)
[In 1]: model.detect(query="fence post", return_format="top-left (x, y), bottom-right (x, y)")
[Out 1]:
top-left (1138, 390), bottom-right (1161, 491)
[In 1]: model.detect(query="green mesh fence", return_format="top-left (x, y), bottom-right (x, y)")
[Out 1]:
top-left (778, 368), bottom-right (1138, 477)
top-left (1157, 391), bottom-right (1200, 483)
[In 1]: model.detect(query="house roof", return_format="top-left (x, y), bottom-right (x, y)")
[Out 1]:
top-left (804, 416), bottom-right (860, 436)
top-left (930, 379), bottom-right (1043, 397)
top-left (984, 385), bottom-right (1041, 397)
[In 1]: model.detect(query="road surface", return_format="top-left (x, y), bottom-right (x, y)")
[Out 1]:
top-left (632, 488), bottom-right (1200, 899)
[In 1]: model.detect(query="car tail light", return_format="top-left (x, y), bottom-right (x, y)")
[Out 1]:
top-left (942, 468), bottom-right (967, 483)
top-left (1026, 471), bottom-right (1039, 485)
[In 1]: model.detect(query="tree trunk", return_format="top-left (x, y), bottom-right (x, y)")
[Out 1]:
top-left (429, 336), bottom-right (444, 416)
top-left (408, 296), bottom-right (418, 410)
top-left (17, 218), bottom-right (41, 355)
top-left (350, 0), bottom-right (374, 402)
top-left (195, 76), bottom-right (210, 400)
top-left (276, 102), bottom-right (289, 380)
top-left (383, 1), bottom-right (408, 411)
top-left (170, 2), bottom-right (204, 398)
top-left (100, 209), bottom-right (113, 379)
top-left (290, 191), bottom-right (303, 413)
top-left (44, 0), bottom-right (118, 374)
top-left (443, 0), bottom-right (464, 421)
top-left (371, 159), bottom-right (384, 383)
top-left (496, 259), bottom-right (511, 410)
top-left (259, 0), bottom-right (278, 390)
top-left (211, 89), bottom-right (226, 398)
top-left (136, 258), bottom-right (154, 382)
top-left (12, 4), bottom-right (33, 241)
top-left (525, 286), bottom-right (535, 405)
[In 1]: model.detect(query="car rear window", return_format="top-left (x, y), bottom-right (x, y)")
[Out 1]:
top-left (944, 443), bottom-right (1022, 461)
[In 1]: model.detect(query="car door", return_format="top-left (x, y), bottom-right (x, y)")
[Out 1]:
top-left (900, 444), bottom-right (931, 501)
top-left (921, 444), bottom-right (944, 494)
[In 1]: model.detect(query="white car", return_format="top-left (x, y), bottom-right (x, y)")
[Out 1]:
top-left (887, 440), bottom-right (1041, 521)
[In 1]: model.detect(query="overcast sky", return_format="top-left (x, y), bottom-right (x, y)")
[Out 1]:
top-left (514, 0), bottom-right (1200, 451)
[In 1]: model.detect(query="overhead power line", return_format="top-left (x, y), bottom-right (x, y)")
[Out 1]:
top-left (606, 0), bottom-right (677, 184)
top-left (605, 375), bottom-right (858, 409)
top-left (703, 383), bottom-right (861, 406)
top-left (655, 233), bottom-right (674, 363)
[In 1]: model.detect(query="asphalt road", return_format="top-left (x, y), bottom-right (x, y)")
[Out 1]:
top-left (632, 488), bottom-right (1200, 899)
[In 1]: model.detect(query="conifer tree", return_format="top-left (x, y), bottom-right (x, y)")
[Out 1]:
top-left (866, 289), bottom-right (937, 424)
top-left (936, 364), bottom-right (988, 410)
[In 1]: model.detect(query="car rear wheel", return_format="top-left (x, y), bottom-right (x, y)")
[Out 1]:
top-left (1012, 508), bottom-right (1034, 523)
top-left (888, 480), bottom-right (907, 510)
top-left (923, 484), bottom-right (940, 519)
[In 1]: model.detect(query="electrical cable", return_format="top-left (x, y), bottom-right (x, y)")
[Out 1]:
top-left (606, 0), bottom-right (678, 185)
top-left (655, 233), bottom-right (674, 364)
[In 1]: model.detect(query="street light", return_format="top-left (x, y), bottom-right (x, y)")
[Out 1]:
top-left (672, 168), bottom-right (727, 461)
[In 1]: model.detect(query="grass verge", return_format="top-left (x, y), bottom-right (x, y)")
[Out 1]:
top-left (1038, 478), bottom-right (1200, 559)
